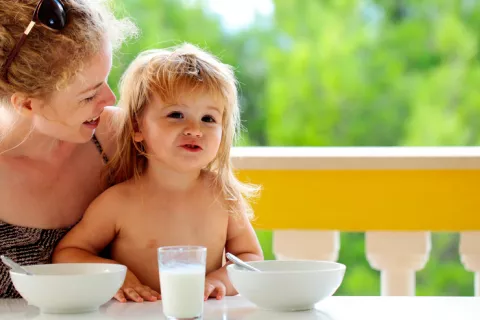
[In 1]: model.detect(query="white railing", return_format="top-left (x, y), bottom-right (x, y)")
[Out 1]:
top-left (231, 146), bottom-right (480, 296)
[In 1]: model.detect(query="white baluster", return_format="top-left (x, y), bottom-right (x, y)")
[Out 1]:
top-left (460, 232), bottom-right (480, 296)
top-left (366, 231), bottom-right (431, 296)
top-left (273, 231), bottom-right (340, 261)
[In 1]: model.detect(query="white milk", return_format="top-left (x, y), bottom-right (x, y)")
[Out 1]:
top-left (160, 265), bottom-right (205, 319)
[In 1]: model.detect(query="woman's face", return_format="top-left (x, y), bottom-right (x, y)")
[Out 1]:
top-left (28, 40), bottom-right (116, 143)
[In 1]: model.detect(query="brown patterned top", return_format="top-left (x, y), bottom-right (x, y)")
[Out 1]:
top-left (0, 222), bottom-right (71, 298)
top-left (0, 134), bottom-right (108, 298)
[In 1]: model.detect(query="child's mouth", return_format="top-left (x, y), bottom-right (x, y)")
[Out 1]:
top-left (181, 144), bottom-right (202, 152)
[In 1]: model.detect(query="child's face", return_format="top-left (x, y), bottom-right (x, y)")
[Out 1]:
top-left (136, 90), bottom-right (224, 173)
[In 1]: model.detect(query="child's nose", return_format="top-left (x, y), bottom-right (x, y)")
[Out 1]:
top-left (183, 122), bottom-right (203, 137)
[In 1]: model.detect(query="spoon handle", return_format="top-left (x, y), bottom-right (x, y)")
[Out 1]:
top-left (1, 255), bottom-right (32, 275)
top-left (226, 253), bottom-right (261, 272)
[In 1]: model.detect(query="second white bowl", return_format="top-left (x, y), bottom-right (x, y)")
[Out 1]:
top-left (227, 260), bottom-right (345, 311)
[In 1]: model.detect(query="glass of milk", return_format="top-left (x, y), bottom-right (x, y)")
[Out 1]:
top-left (158, 246), bottom-right (207, 320)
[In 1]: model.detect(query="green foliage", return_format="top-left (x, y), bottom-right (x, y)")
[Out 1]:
top-left (109, 0), bottom-right (478, 296)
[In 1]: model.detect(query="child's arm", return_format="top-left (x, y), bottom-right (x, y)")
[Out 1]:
top-left (52, 188), bottom-right (160, 303)
top-left (204, 203), bottom-right (264, 300)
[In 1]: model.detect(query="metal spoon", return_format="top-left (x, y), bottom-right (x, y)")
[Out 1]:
top-left (226, 252), bottom-right (261, 272)
top-left (1, 255), bottom-right (33, 275)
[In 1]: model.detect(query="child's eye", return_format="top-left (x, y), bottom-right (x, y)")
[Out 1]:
top-left (167, 111), bottom-right (184, 119)
top-left (202, 115), bottom-right (216, 123)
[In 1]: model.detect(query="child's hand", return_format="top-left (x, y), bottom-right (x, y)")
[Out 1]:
top-left (204, 273), bottom-right (227, 300)
top-left (114, 269), bottom-right (161, 303)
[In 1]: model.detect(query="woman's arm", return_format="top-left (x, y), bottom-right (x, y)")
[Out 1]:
top-left (53, 186), bottom-right (160, 303)
top-left (53, 186), bottom-right (120, 264)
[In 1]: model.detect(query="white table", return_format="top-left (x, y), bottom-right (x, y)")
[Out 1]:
top-left (1, 296), bottom-right (479, 320)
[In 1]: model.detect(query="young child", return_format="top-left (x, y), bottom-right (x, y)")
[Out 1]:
top-left (52, 43), bottom-right (264, 303)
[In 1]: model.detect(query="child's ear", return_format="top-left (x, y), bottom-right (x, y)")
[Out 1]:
top-left (133, 131), bottom-right (144, 142)
top-left (133, 118), bottom-right (144, 142)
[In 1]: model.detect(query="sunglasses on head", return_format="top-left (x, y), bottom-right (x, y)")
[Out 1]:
top-left (1, 0), bottom-right (67, 81)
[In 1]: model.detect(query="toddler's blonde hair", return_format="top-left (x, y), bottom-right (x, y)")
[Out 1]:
top-left (106, 43), bottom-right (259, 218)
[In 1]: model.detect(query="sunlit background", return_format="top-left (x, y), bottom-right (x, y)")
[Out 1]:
top-left (108, 0), bottom-right (480, 296)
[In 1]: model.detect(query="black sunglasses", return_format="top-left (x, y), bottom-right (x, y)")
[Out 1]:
top-left (1, 0), bottom-right (67, 81)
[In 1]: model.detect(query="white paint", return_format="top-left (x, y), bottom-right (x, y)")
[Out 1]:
top-left (230, 146), bottom-right (480, 169)
top-left (460, 232), bottom-right (480, 296)
top-left (273, 230), bottom-right (340, 261)
top-left (366, 231), bottom-right (431, 296)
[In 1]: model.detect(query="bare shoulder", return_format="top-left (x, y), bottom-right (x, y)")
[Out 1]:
top-left (85, 178), bottom-right (136, 219)
top-left (92, 106), bottom-right (122, 159)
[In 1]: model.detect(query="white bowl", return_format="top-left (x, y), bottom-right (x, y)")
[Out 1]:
top-left (10, 263), bottom-right (126, 314)
top-left (227, 260), bottom-right (345, 311)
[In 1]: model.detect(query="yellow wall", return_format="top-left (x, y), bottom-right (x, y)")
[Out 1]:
top-left (237, 169), bottom-right (480, 231)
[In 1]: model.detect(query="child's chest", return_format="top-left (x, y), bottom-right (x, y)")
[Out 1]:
top-left (123, 209), bottom-right (228, 250)
top-left (113, 195), bottom-right (229, 275)
top-left (122, 193), bottom-right (227, 242)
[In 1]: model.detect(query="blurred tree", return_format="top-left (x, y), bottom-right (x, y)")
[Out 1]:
top-left (109, 0), bottom-right (479, 296)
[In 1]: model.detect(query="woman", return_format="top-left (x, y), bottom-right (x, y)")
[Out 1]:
top-left (0, 0), bottom-right (140, 298)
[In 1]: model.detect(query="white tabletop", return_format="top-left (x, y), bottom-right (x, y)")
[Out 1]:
top-left (1, 296), bottom-right (479, 320)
